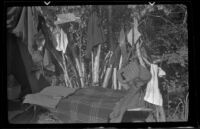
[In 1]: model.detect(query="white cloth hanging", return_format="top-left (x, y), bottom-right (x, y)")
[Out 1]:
top-left (144, 64), bottom-right (166, 106)
top-left (54, 28), bottom-right (68, 53)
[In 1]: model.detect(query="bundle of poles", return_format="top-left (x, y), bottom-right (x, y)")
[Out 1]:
top-left (38, 6), bottom-right (166, 122)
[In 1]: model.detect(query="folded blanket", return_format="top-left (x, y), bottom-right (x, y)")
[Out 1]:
top-left (51, 87), bottom-right (126, 123)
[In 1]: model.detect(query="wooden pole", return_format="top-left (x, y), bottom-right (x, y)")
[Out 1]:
top-left (75, 57), bottom-right (84, 88)
top-left (91, 51), bottom-right (94, 85)
top-left (62, 53), bottom-right (72, 88)
top-left (102, 66), bottom-right (113, 88)
top-left (113, 67), bottom-right (117, 90)
top-left (93, 44), bottom-right (101, 85)
top-left (102, 6), bottom-right (113, 88)
top-left (118, 55), bottom-right (123, 90)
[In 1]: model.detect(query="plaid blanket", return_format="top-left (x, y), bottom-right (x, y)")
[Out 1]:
top-left (50, 87), bottom-right (127, 123)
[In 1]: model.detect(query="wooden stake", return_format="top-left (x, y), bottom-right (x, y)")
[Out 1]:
top-left (91, 51), bottom-right (94, 85)
top-left (113, 67), bottom-right (117, 90)
top-left (93, 44), bottom-right (101, 84)
top-left (102, 66), bottom-right (113, 88)
top-left (118, 55), bottom-right (123, 90)
top-left (62, 53), bottom-right (72, 88)
top-left (75, 57), bottom-right (84, 88)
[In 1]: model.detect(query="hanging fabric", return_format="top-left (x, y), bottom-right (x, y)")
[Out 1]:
top-left (53, 27), bottom-right (68, 54)
top-left (86, 12), bottom-right (105, 57)
top-left (144, 64), bottom-right (166, 106)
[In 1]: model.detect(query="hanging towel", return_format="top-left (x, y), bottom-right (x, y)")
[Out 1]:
top-left (53, 27), bottom-right (68, 53)
top-left (86, 12), bottom-right (105, 57)
top-left (144, 64), bottom-right (166, 106)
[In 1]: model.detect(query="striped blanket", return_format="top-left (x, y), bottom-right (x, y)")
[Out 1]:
top-left (51, 87), bottom-right (127, 123)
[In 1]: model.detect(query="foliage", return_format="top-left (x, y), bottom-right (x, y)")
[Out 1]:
top-left (35, 5), bottom-right (188, 121)
top-left (136, 4), bottom-right (188, 121)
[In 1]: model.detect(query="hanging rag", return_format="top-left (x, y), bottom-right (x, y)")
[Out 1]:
top-left (86, 12), bottom-right (105, 57)
top-left (144, 64), bottom-right (166, 106)
top-left (53, 27), bottom-right (68, 54)
top-left (12, 7), bottom-right (38, 58)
